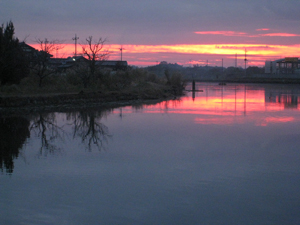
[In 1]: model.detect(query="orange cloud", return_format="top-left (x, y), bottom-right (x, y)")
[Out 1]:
top-left (195, 30), bottom-right (300, 38)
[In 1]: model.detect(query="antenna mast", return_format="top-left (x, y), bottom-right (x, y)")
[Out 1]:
top-left (72, 34), bottom-right (79, 57)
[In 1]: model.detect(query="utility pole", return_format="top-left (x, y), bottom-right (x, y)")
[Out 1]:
top-left (244, 49), bottom-right (247, 75)
top-left (120, 46), bottom-right (125, 61)
top-left (235, 53), bottom-right (237, 68)
top-left (72, 34), bottom-right (79, 57)
top-left (222, 58), bottom-right (223, 72)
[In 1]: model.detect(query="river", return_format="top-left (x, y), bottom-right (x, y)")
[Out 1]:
top-left (1, 82), bottom-right (300, 224)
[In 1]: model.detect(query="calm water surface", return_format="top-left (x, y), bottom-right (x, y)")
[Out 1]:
top-left (1, 83), bottom-right (300, 224)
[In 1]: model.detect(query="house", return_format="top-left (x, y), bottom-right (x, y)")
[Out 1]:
top-left (50, 56), bottom-right (89, 72)
top-left (19, 42), bottom-right (53, 66)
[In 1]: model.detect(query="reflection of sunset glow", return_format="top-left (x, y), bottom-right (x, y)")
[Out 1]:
top-left (117, 84), bottom-right (300, 126)
top-left (258, 117), bottom-right (295, 126)
top-left (195, 117), bottom-right (238, 125)
top-left (265, 117), bottom-right (294, 123)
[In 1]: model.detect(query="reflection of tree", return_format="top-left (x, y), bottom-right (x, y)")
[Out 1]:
top-left (30, 113), bottom-right (65, 156)
top-left (67, 110), bottom-right (111, 151)
top-left (0, 117), bottom-right (30, 174)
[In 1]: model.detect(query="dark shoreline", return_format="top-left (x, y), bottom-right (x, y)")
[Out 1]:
top-left (0, 90), bottom-right (180, 115)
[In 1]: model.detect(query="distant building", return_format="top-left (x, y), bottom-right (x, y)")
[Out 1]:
top-left (265, 57), bottom-right (300, 74)
top-left (50, 56), bottom-right (88, 71)
top-left (97, 60), bottom-right (128, 71)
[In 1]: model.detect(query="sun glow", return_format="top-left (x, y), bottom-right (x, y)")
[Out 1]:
top-left (28, 42), bottom-right (300, 67)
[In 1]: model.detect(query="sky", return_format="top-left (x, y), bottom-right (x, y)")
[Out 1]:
top-left (1, 0), bottom-right (300, 67)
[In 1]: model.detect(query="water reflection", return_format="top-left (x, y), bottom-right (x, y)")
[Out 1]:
top-left (1, 83), bottom-right (300, 175)
top-left (66, 109), bottom-right (112, 151)
top-left (126, 83), bottom-right (300, 126)
top-left (266, 89), bottom-right (299, 109)
top-left (0, 108), bottom-right (113, 174)
top-left (2, 83), bottom-right (300, 225)
top-left (0, 117), bottom-right (30, 173)
top-left (30, 113), bottom-right (65, 157)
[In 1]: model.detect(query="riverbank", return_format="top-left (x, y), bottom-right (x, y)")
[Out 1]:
top-left (0, 83), bottom-right (183, 115)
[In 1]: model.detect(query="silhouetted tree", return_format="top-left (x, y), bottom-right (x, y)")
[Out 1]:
top-left (225, 66), bottom-right (244, 78)
top-left (78, 36), bottom-right (109, 87)
top-left (0, 21), bottom-right (29, 85)
top-left (72, 60), bottom-right (92, 88)
top-left (0, 117), bottom-right (30, 174)
top-left (246, 66), bottom-right (264, 75)
top-left (31, 38), bottom-right (64, 87)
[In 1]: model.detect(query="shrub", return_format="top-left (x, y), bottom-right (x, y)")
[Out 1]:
top-left (169, 72), bottom-right (186, 95)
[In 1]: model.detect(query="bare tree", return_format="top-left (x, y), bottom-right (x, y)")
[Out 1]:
top-left (32, 38), bottom-right (64, 87)
top-left (78, 36), bottom-right (109, 87)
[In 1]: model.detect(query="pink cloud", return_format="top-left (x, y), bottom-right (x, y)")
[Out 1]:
top-left (261, 33), bottom-right (300, 37)
top-left (194, 31), bottom-right (247, 36)
top-left (256, 28), bottom-right (270, 31)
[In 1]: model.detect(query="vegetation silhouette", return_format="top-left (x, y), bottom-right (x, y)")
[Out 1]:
top-left (0, 117), bottom-right (30, 174)
top-left (0, 21), bottom-right (29, 85)
top-left (67, 109), bottom-right (112, 151)
top-left (31, 38), bottom-right (64, 87)
top-left (30, 113), bottom-right (65, 157)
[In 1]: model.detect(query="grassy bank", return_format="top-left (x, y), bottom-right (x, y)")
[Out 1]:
top-left (0, 68), bottom-right (186, 109)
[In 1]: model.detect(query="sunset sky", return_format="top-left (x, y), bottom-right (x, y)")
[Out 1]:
top-left (1, 0), bottom-right (300, 67)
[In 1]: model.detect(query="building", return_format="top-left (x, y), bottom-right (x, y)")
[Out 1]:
top-left (50, 56), bottom-right (88, 71)
top-left (19, 42), bottom-right (53, 66)
top-left (265, 57), bottom-right (300, 74)
top-left (97, 61), bottom-right (128, 71)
